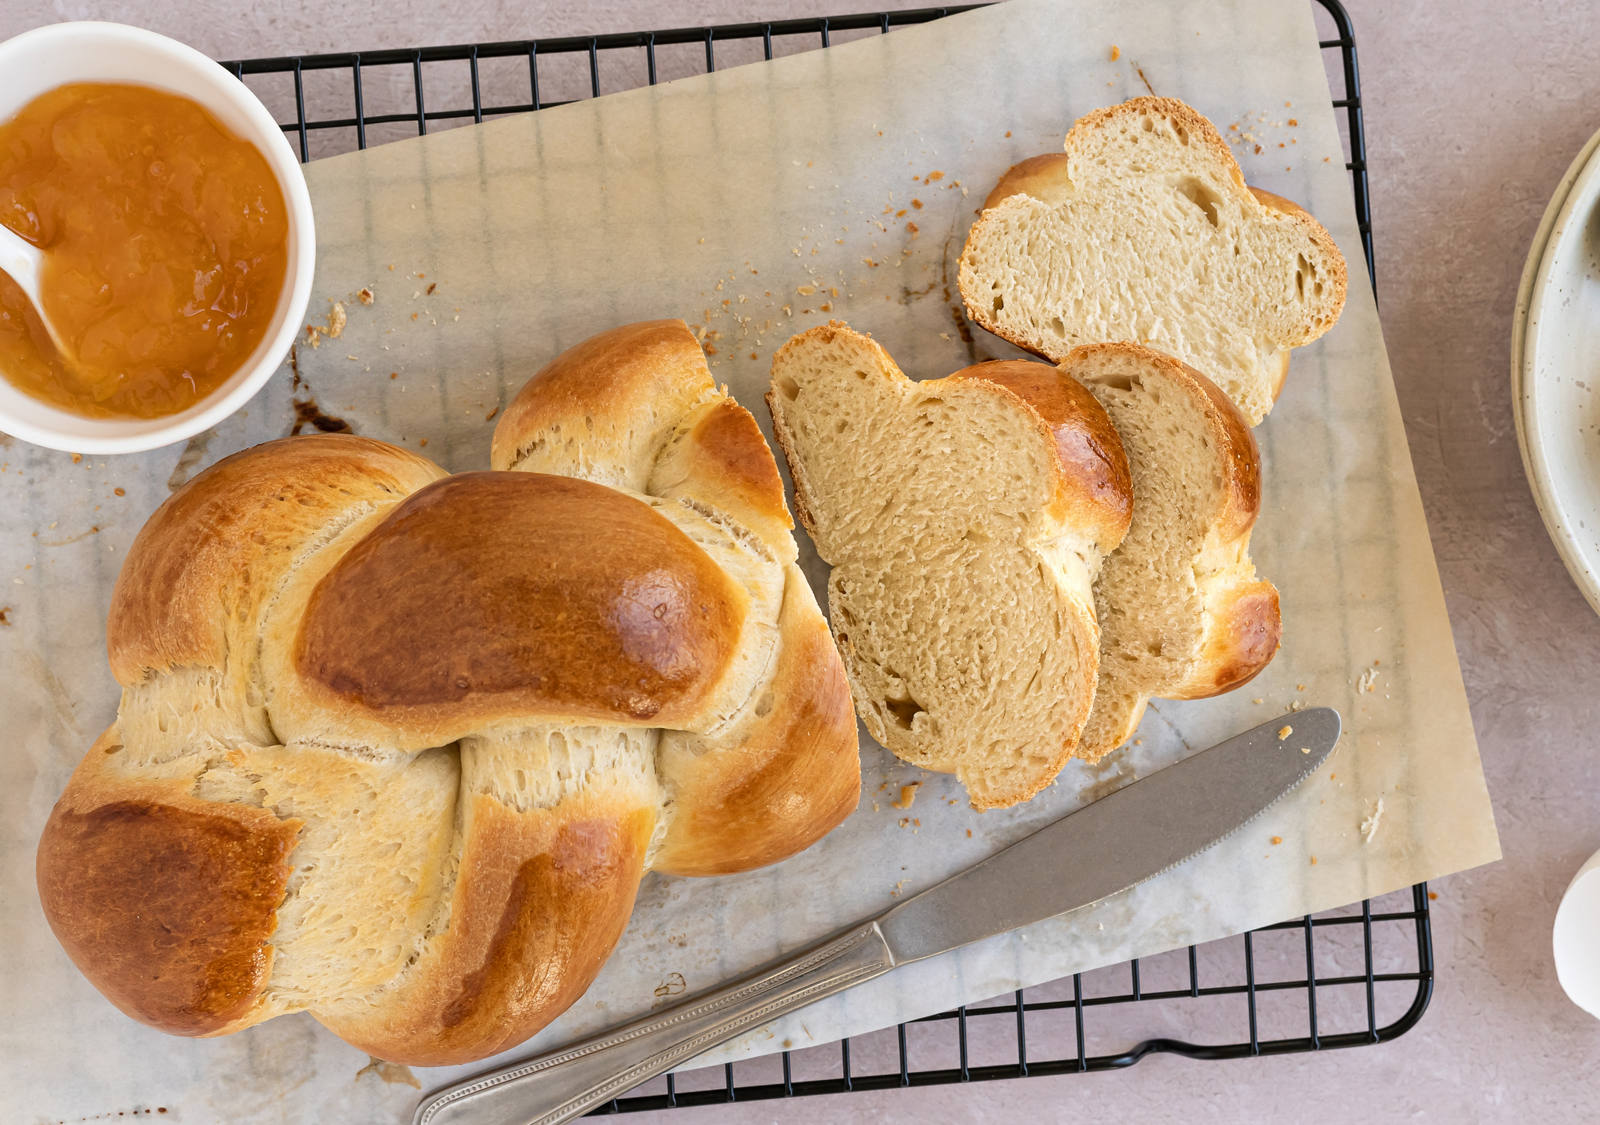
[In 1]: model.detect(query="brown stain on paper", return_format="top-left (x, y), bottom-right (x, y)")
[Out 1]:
top-left (355, 1056), bottom-right (421, 1089)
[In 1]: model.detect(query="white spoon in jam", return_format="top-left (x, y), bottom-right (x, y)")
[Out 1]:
top-left (0, 223), bottom-right (74, 359)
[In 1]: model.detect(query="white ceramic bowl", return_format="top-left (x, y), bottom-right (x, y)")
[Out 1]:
top-left (0, 22), bottom-right (315, 454)
top-left (1513, 124), bottom-right (1600, 616)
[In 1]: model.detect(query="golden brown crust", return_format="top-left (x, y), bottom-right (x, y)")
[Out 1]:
top-left (982, 152), bottom-right (1072, 210)
top-left (651, 565), bottom-right (859, 876)
top-left (36, 728), bottom-right (301, 1037)
top-left (108, 435), bottom-right (445, 685)
top-left (295, 472), bottom-right (747, 731)
top-left (490, 320), bottom-right (713, 483)
top-left (650, 396), bottom-right (795, 561)
top-left (320, 787), bottom-right (654, 1066)
top-left (1173, 579), bottom-right (1282, 698)
top-left (950, 359), bottom-right (1133, 549)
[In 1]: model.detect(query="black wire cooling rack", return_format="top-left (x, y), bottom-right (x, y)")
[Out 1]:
top-left (221, 0), bottom-right (1428, 1111)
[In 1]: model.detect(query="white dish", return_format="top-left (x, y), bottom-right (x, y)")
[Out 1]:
top-left (0, 22), bottom-right (315, 455)
top-left (1514, 125), bottom-right (1600, 616)
top-left (1554, 846), bottom-right (1600, 1019)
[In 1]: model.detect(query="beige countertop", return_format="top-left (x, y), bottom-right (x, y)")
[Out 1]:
top-left (3, 1), bottom-right (1594, 1120)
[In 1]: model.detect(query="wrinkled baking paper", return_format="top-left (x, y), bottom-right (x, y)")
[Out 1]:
top-left (1, 0), bottom-right (1497, 1118)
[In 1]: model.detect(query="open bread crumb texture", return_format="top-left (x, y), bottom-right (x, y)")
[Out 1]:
top-left (959, 98), bottom-right (1345, 425)
top-left (771, 327), bottom-right (1105, 809)
top-left (1071, 346), bottom-right (1272, 761)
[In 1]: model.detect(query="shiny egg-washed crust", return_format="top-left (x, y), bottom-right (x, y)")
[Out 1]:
top-left (37, 321), bottom-right (858, 1065)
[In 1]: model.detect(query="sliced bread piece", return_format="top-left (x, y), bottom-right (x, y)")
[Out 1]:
top-left (767, 321), bottom-right (1131, 808)
top-left (1066, 343), bottom-right (1282, 762)
top-left (958, 96), bottom-right (1347, 425)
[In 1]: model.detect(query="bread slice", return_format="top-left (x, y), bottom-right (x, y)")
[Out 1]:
top-left (767, 322), bottom-right (1132, 808)
top-left (958, 96), bottom-right (1347, 425)
top-left (1066, 343), bottom-right (1282, 762)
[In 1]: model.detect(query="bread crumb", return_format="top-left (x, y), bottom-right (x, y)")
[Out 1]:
top-left (389, 372), bottom-right (398, 379)
top-left (796, 284), bottom-right (816, 296)
top-left (418, 438), bottom-right (428, 448)
top-left (1361, 797), bottom-right (1385, 843)
top-left (1296, 683), bottom-right (1306, 691)
top-left (1109, 45), bottom-right (1121, 60)
top-left (965, 828), bottom-right (973, 838)
top-left (1270, 836), bottom-right (1283, 845)
top-left (898, 817), bottom-right (909, 828)
top-left (1277, 725), bottom-right (1292, 740)
top-left (1428, 891), bottom-right (1438, 901)
top-left (1309, 855), bottom-right (1318, 866)
top-left (927, 170), bottom-right (944, 182)
top-left (1300, 746), bottom-right (1311, 755)
top-left (1357, 667), bottom-right (1380, 694)
top-left (891, 782), bottom-right (920, 810)
top-left (113, 487), bottom-right (125, 496)
top-left (357, 287), bottom-right (374, 305)
top-left (1251, 697), bottom-right (1263, 705)
top-left (1004, 130), bottom-right (1012, 138)
top-left (485, 406), bottom-right (499, 421)
top-left (911, 198), bottom-right (923, 209)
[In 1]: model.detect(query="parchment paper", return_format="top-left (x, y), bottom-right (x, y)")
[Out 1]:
top-left (0, 0), bottom-right (1499, 1120)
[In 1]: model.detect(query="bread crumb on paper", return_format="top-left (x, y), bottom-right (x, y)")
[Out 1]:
top-left (1270, 836), bottom-right (1282, 845)
top-left (1361, 797), bottom-right (1385, 843)
top-left (1277, 725), bottom-right (1292, 740)
top-left (357, 287), bottom-right (374, 305)
top-left (1109, 45), bottom-right (1121, 61)
top-left (1357, 666), bottom-right (1380, 694)
top-left (889, 784), bottom-right (928, 809)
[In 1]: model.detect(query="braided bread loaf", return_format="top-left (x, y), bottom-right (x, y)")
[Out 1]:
top-left (36, 319), bottom-right (859, 1066)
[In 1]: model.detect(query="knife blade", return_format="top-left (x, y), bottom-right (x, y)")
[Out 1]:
top-left (879, 704), bottom-right (1341, 962)
top-left (414, 708), bottom-right (1338, 1125)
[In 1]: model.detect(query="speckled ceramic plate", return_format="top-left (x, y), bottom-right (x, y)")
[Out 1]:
top-left (1514, 125), bottom-right (1600, 617)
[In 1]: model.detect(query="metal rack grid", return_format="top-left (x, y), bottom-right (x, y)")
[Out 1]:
top-left (220, 0), bottom-right (1427, 1110)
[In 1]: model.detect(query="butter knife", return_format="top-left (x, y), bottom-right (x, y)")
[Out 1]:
top-left (414, 707), bottom-right (1339, 1125)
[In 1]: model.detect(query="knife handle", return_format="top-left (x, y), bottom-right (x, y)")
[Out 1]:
top-left (412, 920), bottom-right (896, 1125)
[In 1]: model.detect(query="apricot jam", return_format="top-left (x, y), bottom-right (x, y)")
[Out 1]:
top-left (0, 83), bottom-right (288, 419)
